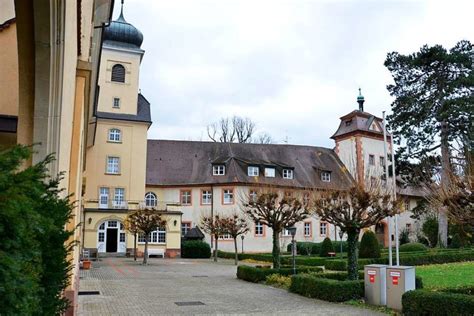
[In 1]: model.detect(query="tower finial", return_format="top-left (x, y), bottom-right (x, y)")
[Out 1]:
top-left (357, 87), bottom-right (365, 112)
top-left (118, 0), bottom-right (125, 21)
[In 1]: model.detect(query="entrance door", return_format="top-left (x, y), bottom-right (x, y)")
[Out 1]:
top-left (106, 228), bottom-right (118, 252)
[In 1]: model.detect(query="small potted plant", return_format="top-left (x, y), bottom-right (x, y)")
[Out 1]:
top-left (82, 259), bottom-right (91, 270)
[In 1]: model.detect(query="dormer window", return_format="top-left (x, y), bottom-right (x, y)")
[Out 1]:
top-left (213, 165), bottom-right (225, 176)
top-left (321, 171), bottom-right (331, 182)
top-left (345, 119), bottom-right (352, 126)
top-left (248, 166), bottom-right (259, 176)
top-left (111, 64), bottom-right (125, 83)
top-left (283, 169), bottom-right (293, 179)
top-left (264, 167), bottom-right (275, 178)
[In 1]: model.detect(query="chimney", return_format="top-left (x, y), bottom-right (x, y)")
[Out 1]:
top-left (357, 88), bottom-right (365, 112)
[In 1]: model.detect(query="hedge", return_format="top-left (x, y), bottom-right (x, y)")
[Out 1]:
top-left (443, 285), bottom-right (474, 295)
top-left (399, 242), bottom-right (428, 252)
top-left (290, 274), bottom-right (364, 302)
top-left (402, 290), bottom-right (474, 315)
top-left (236, 265), bottom-right (324, 283)
top-left (286, 241), bottom-right (350, 255)
top-left (181, 240), bottom-right (211, 258)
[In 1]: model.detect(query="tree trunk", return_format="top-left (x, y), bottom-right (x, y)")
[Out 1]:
top-left (272, 229), bottom-right (281, 269)
top-left (214, 234), bottom-right (218, 262)
top-left (143, 236), bottom-right (149, 265)
top-left (233, 238), bottom-right (238, 265)
top-left (346, 230), bottom-right (359, 280)
top-left (133, 232), bottom-right (137, 261)
top-left (438, 120), bottom-right (450, 247)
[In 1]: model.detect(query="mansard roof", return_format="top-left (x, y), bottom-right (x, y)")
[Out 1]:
top-left (146, 140), bottom-right (354, 189)
top-left (96, 93), bottom-right (151, 124)
top-left (331, 110), bottom-right (390, 140)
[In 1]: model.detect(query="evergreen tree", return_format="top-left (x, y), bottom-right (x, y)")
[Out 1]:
top-left (319, 237), bottom-right (335, 257)
top-left (359, 231), bottom-right (381, 258)
top-left (385, 40), bottom-right (474, 246)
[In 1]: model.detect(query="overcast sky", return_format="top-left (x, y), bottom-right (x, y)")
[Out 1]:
top-left (115, 0), bottom-right (473, 148)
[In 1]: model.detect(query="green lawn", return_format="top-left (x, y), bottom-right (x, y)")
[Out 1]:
top-left (416, 261), bottom-right (474, 289)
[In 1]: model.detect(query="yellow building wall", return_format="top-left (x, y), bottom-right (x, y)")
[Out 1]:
top-left (0, 21), bottom-right (18, 117)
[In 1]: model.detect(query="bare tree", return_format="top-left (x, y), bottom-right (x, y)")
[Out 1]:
top-left (244, 189), bottom-right (309, 269)
top-left (124, 215), bottom-right (139, 261)
top-left (255, 132), bottom-right (274, 144)
top-left (201, 214), bottom-right (227, 262)
top-left (312, 183), bottom-right (401, 280)
top-left (125, 209), bottom-right (166, 265)
top-left (207, 116), bottom-right (257, 143)
top-left (220, 213), bottom-right (250, 265)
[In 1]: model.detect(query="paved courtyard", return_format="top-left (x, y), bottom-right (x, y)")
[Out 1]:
top-left (78, 257), bottom-right (381, 315)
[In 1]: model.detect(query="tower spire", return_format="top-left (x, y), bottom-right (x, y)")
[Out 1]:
top-left (118, 0), bottom-right (125, 21)
top-left (357, 88), bottom-right (365, 112)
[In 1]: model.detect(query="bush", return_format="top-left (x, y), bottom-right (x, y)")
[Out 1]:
top-left (399, 242), bottom-right (428, 252)
top-left (265, 274), bottom-right (291, 289)
top-left (450, 233), bottom-right (463, 249)
top-left (181, 240), bottom-right (211, 258)
top-left (359, 231), bottom-right (381, 258)
top-left (287, 242), bottom-right (321, 255)
top-left (443, 285), bottom-right (474, 295)
top-left (402, 290), bottom-right (474, 315)
top-left (236, 265), bottom-right (324, 283)
top-left (399, 228), bottom-right (411, 245)
top-left (290, 274), bottom-right (364, 302)
top-left (320, 237), bottom-right (335, 257)
top-left (422, 215), bottom-right (439, 247)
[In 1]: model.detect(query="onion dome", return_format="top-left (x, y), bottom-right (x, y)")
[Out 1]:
top-left (103, 2), bottom-right (143, 48)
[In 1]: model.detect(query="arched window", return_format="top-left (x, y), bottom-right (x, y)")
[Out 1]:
top-left (111, 64), bottom-right (125, 83)
top-left (145, 192), bottom-right (157, 207)
top-left (108, 128), bottom-right (121, 142)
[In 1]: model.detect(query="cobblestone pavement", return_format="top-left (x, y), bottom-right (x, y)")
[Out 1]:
top-left (78, 257), bottom-right (382, 315)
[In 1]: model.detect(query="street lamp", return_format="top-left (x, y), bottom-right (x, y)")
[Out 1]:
top-left (338, 229), bottom-right (344, 259)
top-left (287, 226), bottom-right (297, 275)
top-left (241, 235), bottom-right (245, 254)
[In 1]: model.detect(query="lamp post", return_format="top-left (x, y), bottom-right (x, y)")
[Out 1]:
top-left (338, 230), bottom-right (344, 259)
top-left (288, 226), bottom-right (297, 275)
top-left (241, 235), bottom-right (245, 254)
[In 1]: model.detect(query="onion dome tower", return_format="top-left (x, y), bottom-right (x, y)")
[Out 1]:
top-left (103, 0), bottom-right (143, 49)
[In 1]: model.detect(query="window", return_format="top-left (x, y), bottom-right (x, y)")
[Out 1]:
top-left (380, 156), bottom-right (385, 167)
top-left (219, 233), bottom-right (232, 240)
top-left (98, 232), bottom-right (105, 242)
top-left (345, 119), bottom-right (352, 126)
top-left (223, 189), bottom-right (234, 204)
top-left (201, 190), bottom-right (212, 205)
top-left (106, 157), bottom-right (120, 174)
top-left (113, 97), bottom-right (120, 108)
top-left (255, 222), bottom-right (264, 236)
top-left (145, 192), bottom-right (157, 207)
top-left (108, 220), bottom-right (118, 228)
top-left (265, 167), bottom-right (275, 177)
top-left (113, 188), bottom-right (125, 208)
top-left (120, 232), bottom-right (125, 243)
top-left (108, 128), bottom-right (121, 142)
top-left (321, 171), bottom-right (331, 182)
top-left (99, 222), bottom-right (105, 230)
top-left (405, 200), bottom-right (410, 211)
top-left (111, 64), bottom-right (125, 83)
top-left (213, 164), bottom-right (225, 175)
top-left (304, 222), bottom-right (311, 236)
top-left (320, 222), bottom-right (327, 236)
top-left (406, 223), bottom-right (412, 231)
top-left (283, 228), bottom-right (291, 237)
top-left (181, 222), bottom-right (191, 236)
top-left (283, 169), bottom-right (293, 179)
top-left (303, 193), bottom-right (310, 206)
top-left (138, 227), bottom-right (166, 244)
top-left (99, 187), bottom-right (109, 208)
top-left (249, 190), bottom-right (258, 203)
top-left (248, 166), bottom-right (259, 176)
top-left (180, 190), bottom-right (192, 205)
top-left (369, 154), bottom-right (375, 166)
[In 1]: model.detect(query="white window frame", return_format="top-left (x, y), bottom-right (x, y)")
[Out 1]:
top-left (99, 187), bottom-right (109, 208)
top-left (213, 164), bottom-right (225, 175)
top-left (283, 228), bottom-right (291, 237)
top-left (264, 167), bottom-right (275, 178)
top-left (181, 190), bottom-right (192, 205)
top-left (106, 156), bottom-right (120, 174)
top-left (320, 222), bottom-right (327, 236)
top-left (249, 190), bottom-right (258, 203)
top-left (108, 128), bottom-right (121, 142)
top-left (145, 192), bottom-right (158, 207)
top-left (113, 97), bottom-right (120, 108)
top-left (201, 190), bottom-right (212, 205)
top-left (223, 189), bottom-right (234, 204)
top-left (304, 222), bottom-right (311, 236)
top-left (321, 171), bottom-right (331, 182)
top-left (181, 222), bottom-right (191, 236)
top-left (138, 227), bottom-right (166, 244)
top-left (255, 222), bottom-right (264, 236)
top-left (405, 200), bottom-right (410, 211)
top-left (219, 233), bottom-right (232, 240)
top-left (283, 169), bottom-right (293, 179)
top-left (247, 166), bottom-right (259, 176)
top-left (379, 156), bottom-right (385, 167)
top-left (114, 188), bottom-right (125, 208)
top-left (369, 154), bottom-right (375, 166)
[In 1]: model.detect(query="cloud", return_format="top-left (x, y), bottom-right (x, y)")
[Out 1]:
top-left (115, 0), bottom-right (474, 147)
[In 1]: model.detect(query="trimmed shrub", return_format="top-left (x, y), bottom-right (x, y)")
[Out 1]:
top-left (236, 265), bottom-right (324, 283)
top-left (399, 228), bottom-right (410, 245)
top-left (359, 231), bottom-right (381, 258)
top-left (399, 242), bottom-right (428, 252)
top-left (402, 290), bottom-right (474, 315)
top-left (265, 274), bottom-right (291, 289)
top-left (422, 215), bottom-right (439, 247)
top-left (181, 240), bottom-right (211, 258)
top-left (320, 237), bottom-right (335, 257)
top-left (443, 285), bottom-right (474, 295)
top-left (450, 233), bottom-right (463, 249)
top-left (312, 271), bottom-right (365, 281)
top-left (290, 274), bottom-right (364, 302)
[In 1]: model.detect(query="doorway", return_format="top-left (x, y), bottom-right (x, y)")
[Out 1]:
top-left (97, 220), bottom-right (126, 253)
top-left (106, 228), bottom-right (118, 252)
